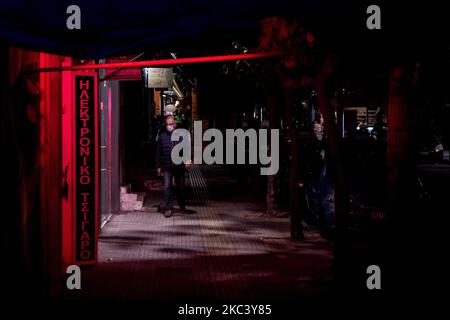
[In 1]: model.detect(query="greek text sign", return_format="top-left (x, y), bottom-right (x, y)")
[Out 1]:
top-left (74, 73), bottom-right (98, 264)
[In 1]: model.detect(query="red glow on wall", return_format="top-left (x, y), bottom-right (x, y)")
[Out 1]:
top-left (61, 57), bottom-right (74, 266)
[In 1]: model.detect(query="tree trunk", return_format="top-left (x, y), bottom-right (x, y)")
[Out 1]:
top-left (385, 63), bottom-right (419, 294)
top-left (262, 67), bottom-right (281, 216)
top-left (315, 60), bottom-right (349, 281)
top-left (264, 88), bottom-right (277, 216)
top-left (279, 75), bottom-right (304, 240)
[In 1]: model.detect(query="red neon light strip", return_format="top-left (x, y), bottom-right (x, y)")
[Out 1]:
top-left (30, 52), bottom-right (286, 73)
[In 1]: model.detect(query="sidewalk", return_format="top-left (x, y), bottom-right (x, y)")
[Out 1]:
top-left (65, 165), bottom-right (334, 301)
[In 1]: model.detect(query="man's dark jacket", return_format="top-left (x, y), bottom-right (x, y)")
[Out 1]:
top-left (156, 127), bottom-right (184, 171)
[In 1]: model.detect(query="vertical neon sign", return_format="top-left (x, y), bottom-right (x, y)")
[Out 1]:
top-left (73, 72), bottom-right (98, 264)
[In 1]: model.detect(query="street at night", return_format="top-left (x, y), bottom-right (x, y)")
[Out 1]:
top-left (1, 0), bottom-right (449, 317)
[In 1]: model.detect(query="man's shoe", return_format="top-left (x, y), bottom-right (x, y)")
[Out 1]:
top-left (164, 210), bottom-right (172, 218)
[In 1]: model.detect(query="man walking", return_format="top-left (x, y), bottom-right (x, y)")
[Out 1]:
top-left (156, 116), bottom-right (190, 218)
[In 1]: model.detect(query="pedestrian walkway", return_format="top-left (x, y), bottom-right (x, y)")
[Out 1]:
top-left (65, 165), bottom-right (334, 301)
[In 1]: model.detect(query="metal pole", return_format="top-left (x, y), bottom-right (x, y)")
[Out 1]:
top-left (26, 52), bottom-right (286, 73)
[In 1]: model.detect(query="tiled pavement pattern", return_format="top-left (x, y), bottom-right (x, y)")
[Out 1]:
top-left (66, 166), bottom-right (334, 301)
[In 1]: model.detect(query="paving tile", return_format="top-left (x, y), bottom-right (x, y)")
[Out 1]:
top-left (64, 166), bottom-right (334, 301)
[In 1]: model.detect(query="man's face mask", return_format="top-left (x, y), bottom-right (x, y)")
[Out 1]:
top-left (166, 124), bottom-right (175, 132)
